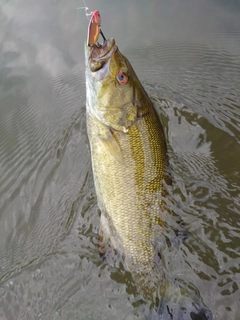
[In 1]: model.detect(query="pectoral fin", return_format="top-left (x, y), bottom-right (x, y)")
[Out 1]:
top-left (97, 128), bottom-right (123, 164)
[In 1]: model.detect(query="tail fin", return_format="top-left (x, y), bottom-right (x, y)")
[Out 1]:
top-left (157, 296), bottom-right (213, 320)
top-left (141, 281), bottom-right (213, 320)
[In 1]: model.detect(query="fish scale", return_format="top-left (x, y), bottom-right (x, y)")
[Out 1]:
top-left (86, 54), bottom-right (168, 284)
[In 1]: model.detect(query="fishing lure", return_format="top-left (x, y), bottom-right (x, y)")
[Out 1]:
top-left (78, 1), bottom-right (106, 46)
top-left (87, 10), bottom-right (106, 46)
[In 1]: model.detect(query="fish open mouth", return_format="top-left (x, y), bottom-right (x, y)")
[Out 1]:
top-left (88, 38), bottom-right (117, 72)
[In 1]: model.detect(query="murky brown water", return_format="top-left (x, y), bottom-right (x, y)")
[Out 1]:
top-left (0, 0), bottom-right (239, 319)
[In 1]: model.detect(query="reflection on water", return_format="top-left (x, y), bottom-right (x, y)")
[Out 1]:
top-left (0, 0), bottom-right (239, 319)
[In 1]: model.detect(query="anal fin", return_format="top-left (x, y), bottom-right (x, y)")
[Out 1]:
top-left (98, 221), bottom-right (121, 266)
top-left (98, 227), bottom-right (107, 261)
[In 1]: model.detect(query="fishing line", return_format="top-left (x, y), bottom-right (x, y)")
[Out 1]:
top-left (77, 0), bottom-right (93, 20)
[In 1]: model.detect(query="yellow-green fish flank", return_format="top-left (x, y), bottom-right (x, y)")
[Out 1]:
top-left (85, 38), bottom-right (168, 299)
top-left (85, 37), bottom-right (214, 320)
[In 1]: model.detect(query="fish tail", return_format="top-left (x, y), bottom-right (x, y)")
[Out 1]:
top-left (157, 282), bottom-right (213, 320)
top-left (141, 281), bottom-right (213, 320)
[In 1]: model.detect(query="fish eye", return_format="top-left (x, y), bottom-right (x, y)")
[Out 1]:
top-left (117, 71), bottom-right (128, 85)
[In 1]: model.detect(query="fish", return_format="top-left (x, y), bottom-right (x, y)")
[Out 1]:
top-left (85, 38), bottom-right (213, 320)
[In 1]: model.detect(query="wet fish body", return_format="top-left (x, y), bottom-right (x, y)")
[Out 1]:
top-left (85, 39), bottom-right (168, 281)
top-left (85, 38), bottom-right (213, 320)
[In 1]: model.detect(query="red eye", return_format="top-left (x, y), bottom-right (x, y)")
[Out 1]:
top-left (117, 71), bottom-right (128, 85)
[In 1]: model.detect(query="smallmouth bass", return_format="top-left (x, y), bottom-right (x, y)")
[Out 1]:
top-left (86, 38), bottom-right (168, 275)
top-left (85, 38), bottom-right (213, 320)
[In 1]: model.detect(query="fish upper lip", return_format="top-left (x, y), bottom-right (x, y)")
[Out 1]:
top-left (88, 38), bottom-right (116, 63)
